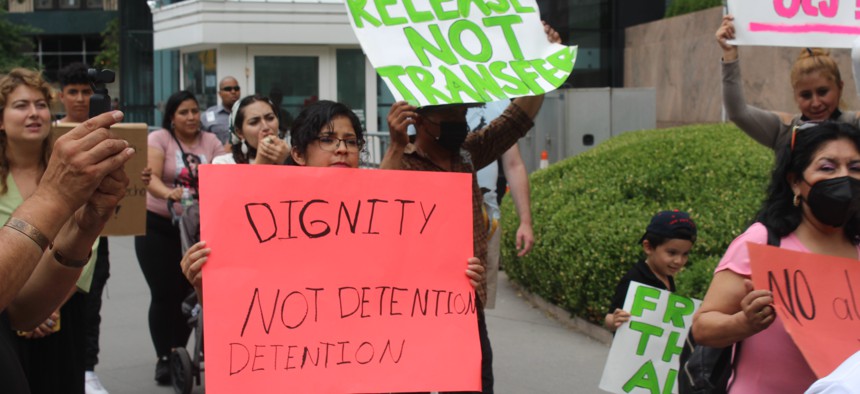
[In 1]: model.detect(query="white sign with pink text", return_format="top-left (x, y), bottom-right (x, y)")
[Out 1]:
top-left (727, 0), bottom-right (860, 48)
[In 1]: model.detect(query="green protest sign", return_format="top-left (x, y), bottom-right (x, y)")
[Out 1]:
top-left (344, 0), bottom-right (578, 106)
top-left (599, 282), bottom-right (701, 394)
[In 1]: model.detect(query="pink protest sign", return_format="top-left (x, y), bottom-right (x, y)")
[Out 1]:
top-left (727, 0), bottom-right (860, 48)
top-left (749, 243), bottom-right (860, 377)
top-left (198, 164), bottom-right (480, 393)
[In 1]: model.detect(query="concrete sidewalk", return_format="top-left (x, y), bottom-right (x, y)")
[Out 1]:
top-left (95, 236), bottom-right (610, 393)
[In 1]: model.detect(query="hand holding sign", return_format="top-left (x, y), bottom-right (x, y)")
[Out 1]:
top-left (346, 0), bottom-right (577, 106)
top-left (715, 14), bottom-right (738, 62)
top-left (739, 279), bottom-right (776, 334)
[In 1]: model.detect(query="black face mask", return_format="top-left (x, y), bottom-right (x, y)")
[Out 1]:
top-left (435, 121), bottom-right (469, 153)
top-left (805, 176), bottom-right (860, 227)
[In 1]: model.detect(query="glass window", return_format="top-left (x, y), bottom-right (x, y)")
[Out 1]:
top-left (182, 49), bottom-right (217, 110)
top-left (376, 76), bottom-right (395, 132)
top-left (336, 49), bottom-right (366, 129)
top-left (86, 0), bottom-right (103, 9)
top-left (35, 0), bottom-right (54, 10)
top-left (59, 0), bottom-right (81, 9)
top-left (254, 56), bottom-right (319, 132)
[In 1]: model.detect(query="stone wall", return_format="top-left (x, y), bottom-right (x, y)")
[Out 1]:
top-left (624, 7), bottom-right (859, 127)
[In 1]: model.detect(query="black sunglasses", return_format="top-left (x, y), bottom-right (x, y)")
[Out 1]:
top-left (221, 86), bottom-right (240, 92)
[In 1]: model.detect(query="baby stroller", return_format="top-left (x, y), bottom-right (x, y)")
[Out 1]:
top-left (168, 198), bottom-right (204, 394)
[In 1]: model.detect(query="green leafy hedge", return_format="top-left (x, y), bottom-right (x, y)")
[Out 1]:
top-left (665, 0), bottom-right (721, 18)
top-left (499, 124), bottom-right (772, 324)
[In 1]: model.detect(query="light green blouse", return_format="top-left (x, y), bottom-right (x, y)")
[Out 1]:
top-left (0, 174), bottom-right (98, 293)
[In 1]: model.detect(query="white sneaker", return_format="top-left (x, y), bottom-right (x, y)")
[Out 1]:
top-left (85, 371), bottom-right (110, 394)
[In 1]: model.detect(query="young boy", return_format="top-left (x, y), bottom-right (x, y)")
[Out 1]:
top-left (604, 210), bottom-right (697, 332)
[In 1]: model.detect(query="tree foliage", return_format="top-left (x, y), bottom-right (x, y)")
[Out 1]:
top-left (0, 0), bottom-right (39, 72)
top-left (94, 18), bottom-right (119, 71)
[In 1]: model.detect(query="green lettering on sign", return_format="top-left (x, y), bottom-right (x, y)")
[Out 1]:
top-left (485, 0), bottom-right (511, 13)
top-left (405, 25), bottom-right (459, 67)
top-left (661, 330), bottom-right (683, 362)
top-left (628, 321), bottom-right (664, 356)
top-left (510, 0), bottom-right (536, 13)
top-left (482, 15), bottom-right (525, 60)
top-left (547, 46), bottom-right (577, 73)
top-left (529, 58), bottom-right (566, 88)
top-left (664, 293), bottom-right (695, 329)
top-left (377, 66), bottom-right (419, 105)
top-left (510, 60), bottom-right (544, 95)
top-left (429, 0), bottom-right (460, 20)
top-left (622, 360), bottom-right (660, 394)
top-left (448, 20), bottom-right (493, 63)
top-left (630, 285), bottom-right (661, 317)
top-left (663, 369), bottom-right (678, 394)
top-left (403, 0), bottom-right (434, 23)
top-left (345, 0), bottom-right (381, 28)
top-left (375, 0), bottom-right (408, 26)
top-left (439, 65), bottom-right (483, 102)
top-left (461, 64), bottom-right (505, 101)
top-left (489, 61), bottom-right (529, 95)
top-left (457, 0), bottom-right (492, 18)
top-left (405, 66), bottom-right (452, 104)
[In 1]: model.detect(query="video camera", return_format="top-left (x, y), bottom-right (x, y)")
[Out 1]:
top-left (87, 68), bottom-right (116, 118)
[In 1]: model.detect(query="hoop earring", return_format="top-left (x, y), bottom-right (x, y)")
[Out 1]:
top-left (241, 140), bottom-right (249, 155)
top-left (793, 193), bottom-right (801, 207)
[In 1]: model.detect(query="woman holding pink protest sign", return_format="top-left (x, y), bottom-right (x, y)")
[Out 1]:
top-left (181, 100), bottom-right (484, 299)
top-left (693, 121), bottom-right (860, 393)
top-left (716, 15), bottom-right (860, 151)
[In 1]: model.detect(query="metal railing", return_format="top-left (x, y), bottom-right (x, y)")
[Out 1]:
top-left (361, 131), bottom-right (390, 169)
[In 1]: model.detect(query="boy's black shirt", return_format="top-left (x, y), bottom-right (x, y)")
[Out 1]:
top-left (607, 259), bottom-right (676, 314)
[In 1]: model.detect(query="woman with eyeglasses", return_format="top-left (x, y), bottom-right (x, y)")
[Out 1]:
top-left (181, 99), bottom-right (484, 300)
top-left (692, 121), bottom-right (860, 393)
top-left (716, 15), bottom-right (860, 151)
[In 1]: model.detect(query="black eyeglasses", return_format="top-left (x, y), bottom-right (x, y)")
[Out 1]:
top-left (315, 136), bottom-right (363, 152)
top-left (221, 86), bottom-right (240, 92)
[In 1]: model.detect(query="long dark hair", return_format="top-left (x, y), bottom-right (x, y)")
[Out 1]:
top-left (287, 100), bottom-right (364, 165)
top-left (756, 121), bottom-right (860, 243)
top-left (162, 90), bottom-right (198, 132)
top-left (231, 94), bottom-right (278, 164)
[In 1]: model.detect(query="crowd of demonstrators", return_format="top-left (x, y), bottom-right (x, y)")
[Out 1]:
top-left (604, 211), bottom-right (697, 333)
top-left (465, 99), bottom-right (535, 309)
top-left (0, 67), bottom-right (133, 393)
top-left (201, 76), bottom-right (241, 148)
top-left (57, 62), bottom-right (112, 394)
top-left (716, 15), bottom-right (860, 150)
top-left (212, 94), bottom-right (289, 165)
top-left (135, 90), bottom-right (224, 385)
top-left (692, 121), bottom-right (860, 393)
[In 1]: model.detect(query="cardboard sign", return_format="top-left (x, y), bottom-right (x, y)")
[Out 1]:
top-left (599, 282), bottom-right (701, 394)
top-left (344, 0), bottom-right (578, 106)
top-left (749, 243), bottom-right (860, 378)
top-left (727, 0), bottom-right (860, 48)
top-left (198, 165), bottom-right (480, 393)
top-left (53, 123), bottom-right (148, 236)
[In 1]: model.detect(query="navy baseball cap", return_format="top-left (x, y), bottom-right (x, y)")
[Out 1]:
top-left (641, 210), bottom-right (697, 243)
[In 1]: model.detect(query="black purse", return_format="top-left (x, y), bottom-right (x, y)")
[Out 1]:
top-left (678, 224), bottom-right (780, 394)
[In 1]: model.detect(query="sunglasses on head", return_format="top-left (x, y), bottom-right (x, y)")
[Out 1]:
top-left (222, 86), bottom-right (240, 92)
top-left (791, 121), bottom-right (821, 151)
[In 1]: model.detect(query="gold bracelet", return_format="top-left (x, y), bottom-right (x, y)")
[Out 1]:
top-left (51, 245), bottom-right (92, 268)
top-left (4, 217), bottom-right (50, 252)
